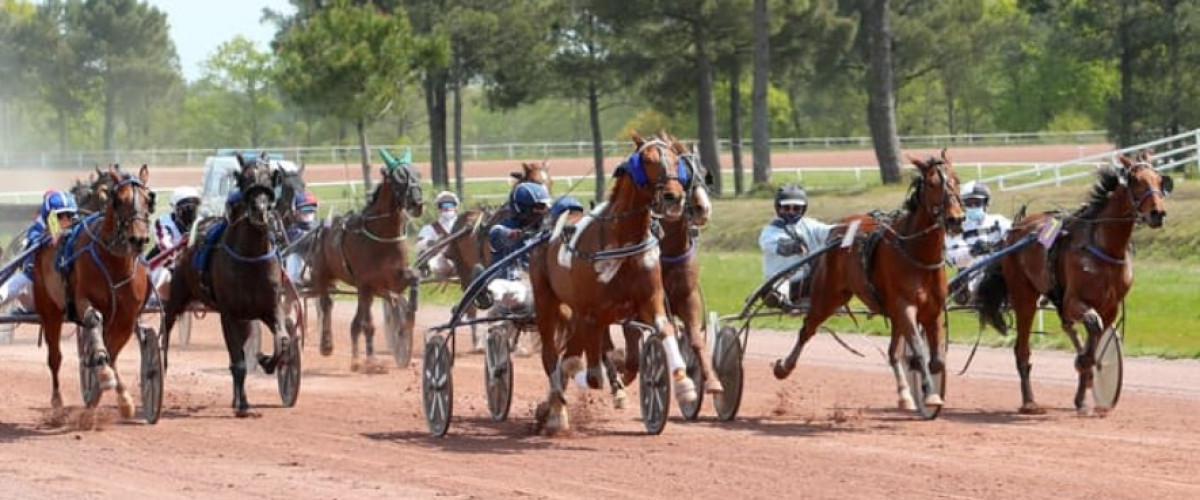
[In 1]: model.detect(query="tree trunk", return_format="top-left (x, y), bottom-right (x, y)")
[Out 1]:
top-left (357, 119), bottom-right (372, 192)
top-left (751, 0), bottom-right (771, 186)
top-left (424, 71), bottom-right (449, 188)
top-left (693, 22), bottom-right (722, 196)
top-left (588, 80), bottom-right (605, 204)
top-left (103, 82), bottom-right (115, 152)
top-left (453, 69), bottom-right (464, 199)
top-left (1116, 3), bottom-right (1133, 146)
top-left (729, 60), bottom-right (744, 196)
top-left (865, 0), bottom-right (902, 185)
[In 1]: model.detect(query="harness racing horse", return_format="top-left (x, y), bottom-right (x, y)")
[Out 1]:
top-left (308, 148), bottom-right (425, 372)
top-left (975, 151), bottom-right (1170, 415)
top-left (528, 132), bottom-right (696, 434)
top-left (31, 164), bottom-right (155, 419)
top-left (771, 152), bottom-right (965, 417)
top-left (159, 153), bottom-right (295, 417)
top-left (611, 137), bottom-right (720, 412)
top-left (273, 163), bottom-right (307, 241)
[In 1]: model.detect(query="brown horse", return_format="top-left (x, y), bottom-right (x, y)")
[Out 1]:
top-left (614, 138), bottom-right (719, 406)
top-left (308, 148), bottom-right (424, 372)
top-left (159, 153), bottom-right (291, 417)
top-left (771, 152), bottom-right (965, 414)
top-left (975, 151), bottom-right (1170, 414)
top-left (510, 160), bottom-right (552, 191)
top-left (31, 164), bottom-right (154, 418)
top-left (528, 132), bottom-right (694, 433)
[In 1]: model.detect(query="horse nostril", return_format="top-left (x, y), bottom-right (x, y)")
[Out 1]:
top-left (663, 192), bottom-right (681, 202)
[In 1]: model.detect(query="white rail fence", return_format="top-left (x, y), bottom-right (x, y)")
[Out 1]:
top-left (0, 131), bottom-right (1108, 170)
top-left (982, 128), bottom-right (1200, 191)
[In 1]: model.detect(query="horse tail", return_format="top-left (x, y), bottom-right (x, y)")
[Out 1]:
top-left (974, 260), bottom-right (1009, 335)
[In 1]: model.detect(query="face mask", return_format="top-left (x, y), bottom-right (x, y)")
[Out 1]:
top-left (438, 212), bottom-right (456, 224)
top-left (966, 207), bottom-right (985, 223)
top-left (299, 212), bottom-right (317, 224)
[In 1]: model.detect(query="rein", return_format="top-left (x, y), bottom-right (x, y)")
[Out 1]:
top-left (68, 215), bottom-right (148, 323)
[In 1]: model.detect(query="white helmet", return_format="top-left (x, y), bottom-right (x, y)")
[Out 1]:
top-left (434, 191), bottom-right (459, 208)
top-left (171, 186), bottom-right (201, 207)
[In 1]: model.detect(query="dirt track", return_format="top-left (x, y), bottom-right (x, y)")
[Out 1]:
top-left (1, 302), bottom-right (1199, 500)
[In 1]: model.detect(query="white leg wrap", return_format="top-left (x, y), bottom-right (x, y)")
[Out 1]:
top-left (662, 332), bottom-right (686, 373)
top-left (574, 370), bottom-right (589, 389)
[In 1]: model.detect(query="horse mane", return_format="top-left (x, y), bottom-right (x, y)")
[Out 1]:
top-left (1075, 166), bottom-right (1124, 219)
top-left (901, 156), bottom-right (948, 214)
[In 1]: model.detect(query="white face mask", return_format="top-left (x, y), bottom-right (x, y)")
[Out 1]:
top-left (966, 207), bottom-right (985, 223)
top-left (438, 211), bottom-right (456, 225)
top-left (299, 212), bottom-right (317, 224)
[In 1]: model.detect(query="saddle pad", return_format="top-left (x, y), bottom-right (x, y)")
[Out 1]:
top-left (54, 214), bottom-right (100, 277)
top-left (191, 220), bottom-right (228, 273)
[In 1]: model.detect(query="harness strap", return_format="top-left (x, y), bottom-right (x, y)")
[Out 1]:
top-left (567, 237), bottom-right (659, 262)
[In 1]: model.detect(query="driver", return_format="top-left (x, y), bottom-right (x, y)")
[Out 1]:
top-left (945, 181), bottom-right (1011, 305)
top-left (148, 187), bottom-right (201, 295)
top-left (758, 184), bottom-right (832, 309)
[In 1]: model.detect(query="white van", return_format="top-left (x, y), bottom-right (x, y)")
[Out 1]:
top-left (199, 151), bottom-right (300, 217)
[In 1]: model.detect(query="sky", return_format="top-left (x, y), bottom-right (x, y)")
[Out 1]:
top-left (146, 0), bottom-right (295, 82)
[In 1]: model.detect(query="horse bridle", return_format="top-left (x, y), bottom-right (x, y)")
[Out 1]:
top-left (104, 176), bottom-right (154, 254)
top-left (635, 138), bottom-right (686, 219)
top-left (1124, 162), bottom-right (1170, 222)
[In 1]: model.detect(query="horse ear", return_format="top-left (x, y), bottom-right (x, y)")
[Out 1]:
top-left (298, 162), bottom-right (306, 175)
top-left (631, 130), bottom-right (645, 148)
top-left (138, 164), bottom-right (149, 185)
top-left (905, 154), bottom-right (925, 169)
top-left (108, 164), bottom-right (120, 182)
top-left (940, 148), bottom-right (951, 164)
top-left (1117, 155), bottom-right (1134, 169)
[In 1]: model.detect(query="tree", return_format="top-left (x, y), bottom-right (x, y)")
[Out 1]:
top-left (15, 0), bottom-right (95, 152)
top-left (863, 0), bottom-right (902, 184)
top-left (750, 0), bottom-right (770, 186)
top-left (199, 36), bottom-right (280, 147)
top-left (76, 0), bottom-right (180, 152)
top-left (274, 0), bottom-right (428, 190)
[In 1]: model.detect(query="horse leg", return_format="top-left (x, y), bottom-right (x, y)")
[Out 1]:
top-left (112, 359), bottom-right (135, 419)
top-left (916, 312), bottom-right (944, 408)
top-left (1074, 308), bottom-right (1105, 414)
top-left (360, 294), bottom-right (386, 374)
top-left (81, 307), bottom-right (117, 393)
top-left (640, 302), bottom-right (697, 405)
top-left (773, 290), bottom-right (850, 379)
top-left (1010, 293), bottom-right (1043, 414)
top-left (221, 315), bottom-right (253, 417)
top-left (887, 306), bottom-right (919, 410)
top-left (531, 291), bottom-right (568, 434)
top-left (319, 291), bottom-right (334, 357)
top-left (617, 323), bottom-right (641, 387)
top-left (601, 333), bottom-right (627, 409)
top-left (43, 319), bottom-right (65, 409)
top-left (255, 302), bottom-right (287, 375)
top-left (681, 291), bottom-right (722, 394)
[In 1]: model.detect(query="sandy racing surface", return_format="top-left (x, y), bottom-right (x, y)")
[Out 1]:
top-left (1, 301), bottom-right (1199, 500)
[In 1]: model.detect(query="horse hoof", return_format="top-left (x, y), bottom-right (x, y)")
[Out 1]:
top-left (320, 336), bottom-right (333, 356)
top-left (118, 394), bottom-right (136, 419)
top-left (898, 394), bottom-right (917, 411)
top-left (235, 409), bottom-right (260, 419)
top-left (366, 358), bottom-right (388, 375)
top-left (544, 407), bottom-right (570, 435)
top-left (924, 394), bottom-right (944, 407)
top-left (612, 389), bottom-right (628, 410)
top-left (704, 379), bottom-right (725, 394)
top-left (673, 373), bottom-right (698, 404)
top-left (350, 359), bottom-right (362, 373)
top-left (1018, 403), bottom-right (1046, 415)
top-left (51, 394), bottom-right (63, 409)
top-left (97, 367), bottom-right (117, 391)
top-left (771, 360), bottom-right (791, 380)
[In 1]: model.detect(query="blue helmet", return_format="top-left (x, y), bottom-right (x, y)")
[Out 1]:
top-left (40, 190), bottom-right (78, 220)
top-left (509, 182), bottom-right (552, 216)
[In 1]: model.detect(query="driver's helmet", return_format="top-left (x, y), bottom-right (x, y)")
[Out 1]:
top-left (40, 190), bottom-right (78, 222)
top-left (774, 184), bottom-right (808, 211)
top-left (960, 181), bottom-right (991, 204)
top-left (171, 186), bottom-right (201, 208)
top-left (294, 191), bottom-right (320, 213)
top-left (509, 182), bottom-right (552, 216)
top-left (434, 191), bottom-right (459, 211)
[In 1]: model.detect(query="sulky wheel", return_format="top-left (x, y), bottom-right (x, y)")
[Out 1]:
top-left (904, 329), bottom-right (946, 420)
top-left (76, 325), bottom-right (102, 408)
top-left (711, 325), bottom-right (744, 422)
top-left (483, 329), bottom-right (514, 422)
top-left (138, 326), bottom-right (165, 424)
top-left (676, 333), bottom-right (705, 421)
top-left (1092, 326), bottom-right (1124, 411)
top-left (639, 335), bottom-right (671, 435)
top-left (277, 328), bottom-right (302, 408)
top-left (422, 335), bottom-right (453, 437)
top-left (385, 296), bottom-right (414, 368)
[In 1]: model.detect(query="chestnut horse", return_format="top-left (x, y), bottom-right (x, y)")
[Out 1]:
top-left (159, 153), bottom-right (290, 417)
top-left (771, 152), bottom-right (965, 413)
top-left (308, 148), bottom-right (424, 372)
top-left (31, 164), bottom-right (155, 418)
top-left (614, 138), bottom-right (720, 405)
top-left (528, 132), bottom-right (695, 433)
top-left (975, 152), bottom-right (1170, 414)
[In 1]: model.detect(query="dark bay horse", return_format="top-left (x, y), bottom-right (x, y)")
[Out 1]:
top-left (772, 152), bottom-right (965, 413)
top-left (975, 152), bottom-right (1170, 414)
top-left (159, 153), bottom-right (290, 417)
top-left (528, 132), bottom-right (694, 433)
top-left (308, 148), bottom-right (424, 372)
top-left (31, 164), bottom-right (154, 418)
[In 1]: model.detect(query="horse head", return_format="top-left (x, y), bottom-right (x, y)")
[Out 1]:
top-left (624, 131), bottom-right (688, 220)
top-left (274, 162), bottom-right (307, 223)
top-left (510, 161), bottom-right (553, 191)
top-left (904, 149), bottom-right (965, 235)
top-left (666, 137), bottom-right (712, 226)
top-left (234, 151), bottom-right (278, 227)
top-left (1116, 150), bottom-right (1171, 228)
top-left (379, 147), bottom-right (426, 218)
top-left (104, 164), bottom-right (154, 253)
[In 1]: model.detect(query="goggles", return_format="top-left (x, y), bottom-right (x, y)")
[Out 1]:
top-left (963, 198), bottom-right (987, 208)
top-left (437, 201), bottom-right (458, 210)
top-left (778, 205), bottom-right (804, 213)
